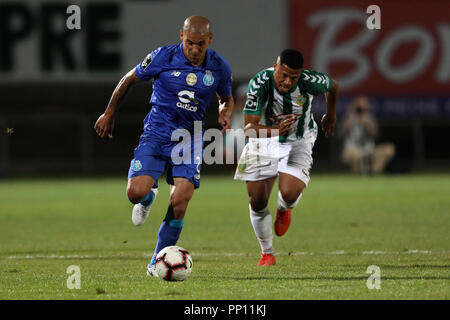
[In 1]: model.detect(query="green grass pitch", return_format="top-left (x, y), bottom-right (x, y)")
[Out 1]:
top-left (0, 174), bottom-right (449, 299)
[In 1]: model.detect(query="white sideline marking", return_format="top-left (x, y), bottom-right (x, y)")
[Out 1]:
top-left (3, 250), bottom-right (444, 260)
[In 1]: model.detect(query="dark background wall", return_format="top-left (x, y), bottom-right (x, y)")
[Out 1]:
top-left (1, 0), bottom-right (449, 177)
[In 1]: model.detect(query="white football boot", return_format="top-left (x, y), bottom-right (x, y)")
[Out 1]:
top-left (131, 188), bottom-right (158, 226)
top-left (146, 264), bottom-right (158, 278)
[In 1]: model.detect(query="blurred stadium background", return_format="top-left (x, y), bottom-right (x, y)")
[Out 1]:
top-left (0, 0), bottom-right (449, 178)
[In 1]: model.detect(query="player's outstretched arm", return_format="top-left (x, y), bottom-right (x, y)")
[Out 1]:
top-left (321, 78), bottom-right (339, 138)
top-left (94, 68), bottom-right (141, 138)
top-left (218, 94), bottom-right (234, 134)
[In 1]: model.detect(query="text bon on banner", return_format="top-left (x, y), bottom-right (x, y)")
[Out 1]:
top-left (290, 0), bottom-right (449, 94)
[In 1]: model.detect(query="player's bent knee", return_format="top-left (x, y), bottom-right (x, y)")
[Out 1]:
top-left (279, 188), bottom-right (303, 204)
top-left (127, 185), bottom-right (148, 204)
top-left (249, 196), bottom-right (269, 212)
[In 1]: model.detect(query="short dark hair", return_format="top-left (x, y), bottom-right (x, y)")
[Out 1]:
top-left (279, 49), bottom-right (304, 69)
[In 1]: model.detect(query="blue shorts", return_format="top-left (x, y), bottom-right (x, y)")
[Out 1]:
top-left (127, 135), bottom-right (203, 189)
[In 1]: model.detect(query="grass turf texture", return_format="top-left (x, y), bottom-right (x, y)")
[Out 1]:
top-left (0, 174), bottom-right (449, 299)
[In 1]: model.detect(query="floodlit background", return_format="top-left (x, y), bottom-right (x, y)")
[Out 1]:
top-left (0, 0), bottom-right (449, 176)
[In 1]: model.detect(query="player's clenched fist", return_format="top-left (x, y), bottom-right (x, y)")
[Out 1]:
top-left (94, 113), bottom-right (115, 139)
top-left (279, 114), bottom-right (297, 135)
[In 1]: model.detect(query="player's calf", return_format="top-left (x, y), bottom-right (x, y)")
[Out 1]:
top-left (149, 208), bottom-right (185, 267)
top-left (148, 178), bottom-right (194, 267)
top-left (169, 192), bottom-right (192, 220)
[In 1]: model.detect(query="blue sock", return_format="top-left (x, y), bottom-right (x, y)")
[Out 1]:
top-left (140, 189), bottom-right (156, 206)
top-left (149, 217), bottom-right (184, 266)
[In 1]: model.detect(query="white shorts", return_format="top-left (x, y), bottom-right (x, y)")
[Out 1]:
top-left (234, 132), bottom-right (317, 186)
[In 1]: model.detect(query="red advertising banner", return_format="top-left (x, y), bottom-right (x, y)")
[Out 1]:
top-left (290, 0), bottom-right (450, 94)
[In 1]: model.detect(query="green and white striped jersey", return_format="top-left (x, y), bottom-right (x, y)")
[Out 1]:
top-left (243, 68), bottom-right (332, 142)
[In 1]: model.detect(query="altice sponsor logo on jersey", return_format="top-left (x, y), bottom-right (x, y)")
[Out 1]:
top-left (177, 90), bottom-right (198, 112)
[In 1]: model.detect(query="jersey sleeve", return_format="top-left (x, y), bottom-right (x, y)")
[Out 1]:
top-left (243, 71), bottom-right (269, 116)
top-left (135, 47), bottom-right (163, 81)
top-left (216, 60), bottom-right (233, 98)
top-left (300, 70), bottom-right (332, 96)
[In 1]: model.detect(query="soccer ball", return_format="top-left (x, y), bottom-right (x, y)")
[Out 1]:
top-left (154, 246), bottom-right (193, 281)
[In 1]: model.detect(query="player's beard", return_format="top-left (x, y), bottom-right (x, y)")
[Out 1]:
top-left (188, 52), bottom-right (203, 65)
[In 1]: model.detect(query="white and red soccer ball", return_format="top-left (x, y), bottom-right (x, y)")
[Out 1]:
top-left (154, 246), bottom-right (193, 281)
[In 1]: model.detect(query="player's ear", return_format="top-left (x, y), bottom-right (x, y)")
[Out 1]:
top-left (273, 56), bottom-right (281, 70)
top-left (208, 32), bottom-right (213, 44)
top-left (179, 29), bottom-right (184, 42)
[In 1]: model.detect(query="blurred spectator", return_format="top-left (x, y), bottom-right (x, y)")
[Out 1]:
top-left (340, 96), bottom-right (395, 175)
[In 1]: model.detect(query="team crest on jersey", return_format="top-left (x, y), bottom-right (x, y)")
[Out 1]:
top-left (186, 73), bottom-right (197, 86)
top-left (133, 160), bottom-right (142, 171)
top-left (237, 162), bottom-right (247, 172)
top-left (295, 95), bottom-right (307, 107)
top-left (203, 70), bottom-right (214, 86)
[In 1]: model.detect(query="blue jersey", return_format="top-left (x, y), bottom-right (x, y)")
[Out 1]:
top-left (135, 43), bottom-right (233, 142)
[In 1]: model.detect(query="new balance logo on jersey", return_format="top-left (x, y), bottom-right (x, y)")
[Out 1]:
top-left (177, 90), bottom-right (198, 112)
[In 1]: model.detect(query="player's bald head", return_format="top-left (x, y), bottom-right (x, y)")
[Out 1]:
top-left (182, 15), bottom-right (211, 34)
top-left (180, 16), bottom-right (213, 67)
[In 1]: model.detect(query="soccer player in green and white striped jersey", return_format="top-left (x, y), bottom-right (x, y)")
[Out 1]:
top-left (234, 49), bottom-right (339, 266)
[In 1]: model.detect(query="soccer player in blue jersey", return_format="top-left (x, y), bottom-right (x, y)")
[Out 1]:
top-left (94, 16), bottom-right (234, 276)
